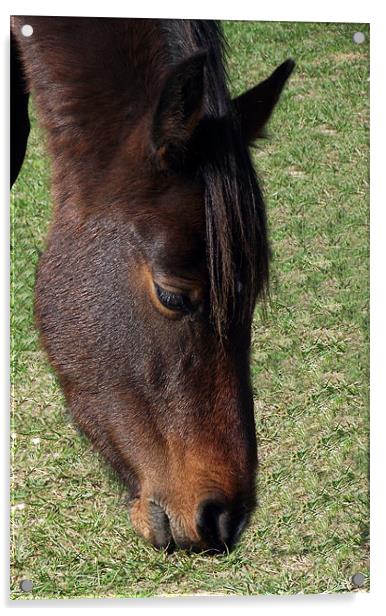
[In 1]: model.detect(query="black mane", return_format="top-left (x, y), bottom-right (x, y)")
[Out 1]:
top-left (161, 19), bottom-right (269, 338)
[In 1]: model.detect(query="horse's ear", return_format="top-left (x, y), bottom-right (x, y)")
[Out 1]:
top-left (233, 59), bottom-right (295, 143)
top-left (152, 51), bottom-right (207, 168)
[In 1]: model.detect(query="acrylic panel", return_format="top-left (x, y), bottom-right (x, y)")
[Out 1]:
top-left (10, 16), bottom-right (369, 599)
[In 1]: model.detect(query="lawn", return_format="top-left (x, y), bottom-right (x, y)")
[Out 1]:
top-left (10, 20), bottom-right (369, 598)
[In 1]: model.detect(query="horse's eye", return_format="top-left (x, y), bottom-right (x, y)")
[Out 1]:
top-left (154, 283), bottom-right (193, 314)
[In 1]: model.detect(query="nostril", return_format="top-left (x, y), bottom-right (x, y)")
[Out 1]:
top-left (196, 499), bottom-right (248, 551)
top-left (148, 501), bottom-right (173, 550)
top-left (197, 500), bottom-right (225, 548)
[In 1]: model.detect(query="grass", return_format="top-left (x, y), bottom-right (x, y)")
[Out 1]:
top-left (10, 20), bottom-right (369, 598)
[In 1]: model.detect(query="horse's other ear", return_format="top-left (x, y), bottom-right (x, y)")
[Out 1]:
top-left (151, 51), bottom-right (207, 169)
top-left (233, 59), bottom-right (295, 143)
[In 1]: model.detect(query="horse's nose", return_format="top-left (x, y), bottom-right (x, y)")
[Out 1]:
top-left (196, 499), bottom-right (248, 552)
top-left (147, 501), bottom-right (173, 549)
top-left (145, 498), bottom-right (249, 553)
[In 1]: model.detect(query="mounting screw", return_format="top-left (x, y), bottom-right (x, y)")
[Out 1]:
top-left (353, 32), bottom-right (365, 44)
top-left (19, 579), bottom-right (33, 592)
top-left (351, 572), bottom-right (365, 588)
top-left (21, 24), bottom-right (33, 38)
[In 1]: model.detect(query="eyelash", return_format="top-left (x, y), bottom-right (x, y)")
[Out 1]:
top-left (154, 283), bottom-right (193, 314)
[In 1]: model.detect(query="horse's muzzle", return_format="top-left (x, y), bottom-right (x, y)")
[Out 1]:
top-left (146, 498), bottom-right (249, 553)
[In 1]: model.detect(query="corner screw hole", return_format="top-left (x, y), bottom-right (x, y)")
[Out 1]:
top-left (353, 32), bottom-right (365, 44)
top-left (19, 579), bottom-right (33, 592)
top-left (21, 24), bottom-right (33, 38)
top-left (351, 572), bottom-right (365, 588)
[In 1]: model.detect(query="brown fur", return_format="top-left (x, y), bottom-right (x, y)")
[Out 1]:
top-left (12, 16), bottom-right (294, 551)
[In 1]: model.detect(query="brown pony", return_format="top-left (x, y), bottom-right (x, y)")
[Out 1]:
top-left (11, 16), bottom-right (294, 552)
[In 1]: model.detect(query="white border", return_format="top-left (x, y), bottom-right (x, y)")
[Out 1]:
top-left (2, 1), bottom-right (385, 614)
top-left (1, 0), bottom-right (377, 21)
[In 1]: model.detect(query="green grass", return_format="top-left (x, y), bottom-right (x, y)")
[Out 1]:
top-left (10, 20), bottom-right (369, 598)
